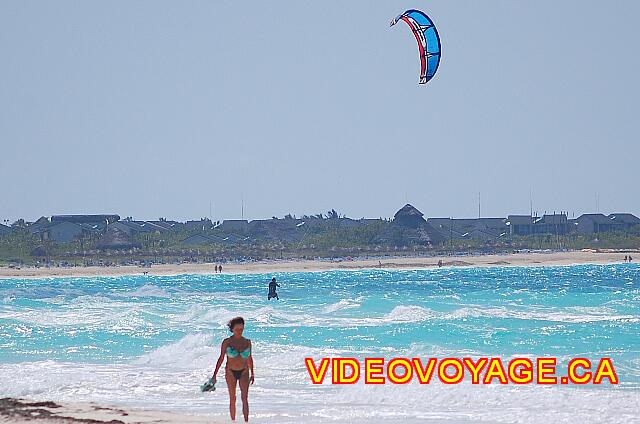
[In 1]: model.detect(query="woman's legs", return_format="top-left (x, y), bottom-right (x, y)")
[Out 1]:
top-left (238, 369), bottom-right (250, 422)
top-left (225, 369), bottom-right (237, 421)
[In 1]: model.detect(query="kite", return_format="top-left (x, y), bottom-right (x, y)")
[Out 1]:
top-left (390, 9), bottom-right (441, 84)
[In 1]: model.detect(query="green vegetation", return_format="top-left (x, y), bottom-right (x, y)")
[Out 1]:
top-left (1, 223), bottom-right (639, 267)
top-left (0, 232), bottom-right (40, 265)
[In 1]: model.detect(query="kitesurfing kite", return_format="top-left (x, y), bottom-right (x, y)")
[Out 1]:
top-left (390, 9), bottom-right (441, 84)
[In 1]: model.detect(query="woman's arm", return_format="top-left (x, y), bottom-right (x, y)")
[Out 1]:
top-left (212, 339), bottom-right (227, 380)
top-left (248, 341), bottom-right (255, 385)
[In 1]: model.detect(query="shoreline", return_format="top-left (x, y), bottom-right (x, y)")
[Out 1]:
top-left (0, 250), bottom-right (636, 279)
top-left (0, 398), bottom-right (220, 424)
top-left (1, 253), bottom-right (637, 424)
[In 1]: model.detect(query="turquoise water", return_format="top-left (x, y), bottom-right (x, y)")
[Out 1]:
top-left (0, 264), bottom-right (639, 423)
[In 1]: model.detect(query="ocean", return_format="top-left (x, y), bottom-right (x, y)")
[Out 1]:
top-left (0, 264), bottom-right (638, 423)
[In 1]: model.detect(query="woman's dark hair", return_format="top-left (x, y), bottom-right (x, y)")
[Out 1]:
top-left (228, 317), bottom-right (245, 332)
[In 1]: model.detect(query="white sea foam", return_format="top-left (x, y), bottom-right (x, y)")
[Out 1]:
top-left (447, 306), bottom-right (640, 324)
top-left (2, 299), bottom-right (636, 333)
top-left (382, 305), bottom-right (437, 323)
top-left (0, 338), bottom-right (638, 423)
top-left (69, 294), bottom-right (116, 305)
top-left (0, 301), bottom-right (151, 328)
top-left (113, 284), bottom-right (171, 298)
top-left (132, 333), bottom-right (214, 369)
top-left (323, 297), bottom-right (363, 313)
top-left (331, 380), bottom-right (639, 424)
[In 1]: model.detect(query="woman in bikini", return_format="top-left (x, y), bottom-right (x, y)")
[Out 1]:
top-left (212, 317), bottom-right (254, 422)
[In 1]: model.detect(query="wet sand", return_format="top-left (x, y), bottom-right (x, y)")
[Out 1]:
top-left (0, 398), bottom-right (218, 424)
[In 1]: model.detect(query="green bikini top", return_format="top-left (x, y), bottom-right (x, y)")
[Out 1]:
top-left (226, 345), bottom-right (251, 359)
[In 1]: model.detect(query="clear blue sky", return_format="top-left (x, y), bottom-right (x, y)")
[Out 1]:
top-left (1, 1), bottom-right (638, 222)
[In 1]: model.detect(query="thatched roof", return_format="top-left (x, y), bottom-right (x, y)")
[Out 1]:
top-left (387, 204), bottom-right (445, 245)
top-left (95, 226), bottom-right (140, 250)
top-left (393, 204), bottom-right (426, 228)
top-left (394, 204), bottom-right (424, 219)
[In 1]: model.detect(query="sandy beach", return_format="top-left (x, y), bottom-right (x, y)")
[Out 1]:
top-left (0, 398), bottom-right (219, 424)
top-left (0, 250), bottom-right (636, 280)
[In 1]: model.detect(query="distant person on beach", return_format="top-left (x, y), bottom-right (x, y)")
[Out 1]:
top-left (630, 255), bottom-right (633, 262)
top-left (268, 278), bottom-right (280, 300)
top-left (212, 317), bottom-right (254, 422)
top-left (215, 265), bottom-right (219, 272)
top-left (438, 259), bottom-right (443, 268)
top-left (624, 255), bottom-right (628, 262)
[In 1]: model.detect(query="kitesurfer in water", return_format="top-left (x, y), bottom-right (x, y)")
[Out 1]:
top-left (268, 277), bottom-right (280, 300)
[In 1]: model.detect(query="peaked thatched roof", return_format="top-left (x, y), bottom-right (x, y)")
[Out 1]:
top-left (394, 204), bottom-right (424, 220)
top-left (393, 204), bottom-right (427, 229)
top-left (388, 204), bottom-right (445, 244)
top-left (95, 226), bottom-right (140, 250)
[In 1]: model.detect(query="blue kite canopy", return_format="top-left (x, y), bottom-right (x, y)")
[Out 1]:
top-left (390, 9), bottom-right (441, 84)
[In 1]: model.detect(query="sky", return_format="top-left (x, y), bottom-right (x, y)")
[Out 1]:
top-left (1, 1), bottom-right (638, 222)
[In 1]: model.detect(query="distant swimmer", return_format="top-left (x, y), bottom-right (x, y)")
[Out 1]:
top-left (268, 277), bottom-right (280, 300)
